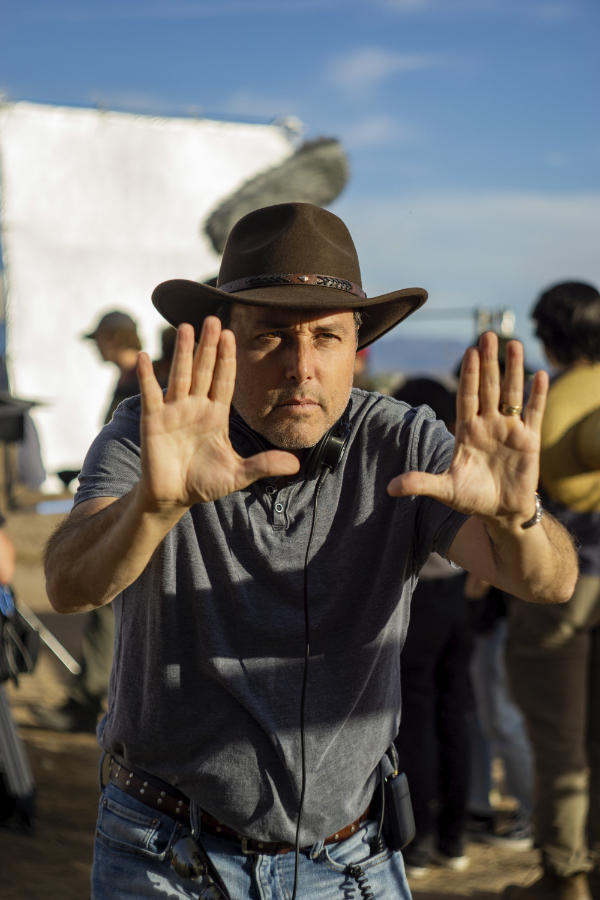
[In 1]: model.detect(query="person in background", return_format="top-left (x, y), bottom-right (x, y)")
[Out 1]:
top-left (353, 347), bottom-right (374, 390)
top-left (152, 326), bottom-right (177, 389)
top-left (505, 282), bottom-right (600, 900)
top-left (86, 310), bottom-right (143, 424)
top-left (31, 311), bottom-right (142, 733)
top-left (392, 377), bottom-right (473, 876)
top-left (0, 514), bottom-right (16, 584)
top-left (0, 513), bottom-right (25, 830)
top-left (466, 573), bottom-right (534, 850)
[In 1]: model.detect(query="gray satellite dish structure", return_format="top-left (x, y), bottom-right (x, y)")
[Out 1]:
top-left (204, 137), bottom-right (350, 256)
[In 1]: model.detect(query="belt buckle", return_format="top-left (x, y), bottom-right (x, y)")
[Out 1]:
top-left (240, 837), bottom-right (261, 856)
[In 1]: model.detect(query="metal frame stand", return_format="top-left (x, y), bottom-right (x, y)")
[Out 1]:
top-left (0, 682), bottom-right (35, 829)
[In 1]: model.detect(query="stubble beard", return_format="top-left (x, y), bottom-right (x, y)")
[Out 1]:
top-left (233, 384), bottom-right (353, 450)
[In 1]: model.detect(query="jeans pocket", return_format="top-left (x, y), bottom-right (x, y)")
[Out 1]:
top-left (96, 789), bottom-right (179, 861)
top-left (322, 823), bottom-right (392, 874)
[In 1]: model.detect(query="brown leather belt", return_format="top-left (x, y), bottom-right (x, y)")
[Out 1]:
top-left (108, 756), bottom-right (371, 856)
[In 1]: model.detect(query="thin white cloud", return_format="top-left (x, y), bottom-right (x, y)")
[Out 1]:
top-left (341, 114), bottom-right (420, 148)
top-left (544, 151), bottom-right (567, 167)
top-left (376, 0), bottom-right (579, 18)
top-left (8, 0), bottom-right (580, 22)
top-left (328, 47), bottom-right (445, 96)
top-left (8, 0), bottom-right (331, 22)
top-left (377, 0), bottom-right (431, 9)
top-left (525, 1), bottom-right (578, 20)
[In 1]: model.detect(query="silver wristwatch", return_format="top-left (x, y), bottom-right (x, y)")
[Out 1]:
top-left (521, 492), bottom-right (544, 530)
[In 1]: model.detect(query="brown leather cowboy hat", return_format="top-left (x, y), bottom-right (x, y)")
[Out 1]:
top-left (152, 202), bottom-right (427, 349)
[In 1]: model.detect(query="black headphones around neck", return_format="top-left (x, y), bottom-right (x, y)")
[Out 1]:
top-left (229, 401), bottom-right (353, 481)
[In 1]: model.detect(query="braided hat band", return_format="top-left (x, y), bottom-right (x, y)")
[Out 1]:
top-left (218, 273), bottom-right (367, 299)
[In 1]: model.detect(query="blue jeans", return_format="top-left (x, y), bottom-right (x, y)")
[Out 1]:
top-left (469, 619), bottom-right (533, 817)
top-left (92, 780), bottom-right (411, 899)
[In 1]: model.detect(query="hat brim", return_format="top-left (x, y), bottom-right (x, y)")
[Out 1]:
top-left (152, 279), bottom-right (427, 350)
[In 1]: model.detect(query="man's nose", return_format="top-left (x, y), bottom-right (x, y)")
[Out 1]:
top-left (285, 340), bottom-right (314, 383)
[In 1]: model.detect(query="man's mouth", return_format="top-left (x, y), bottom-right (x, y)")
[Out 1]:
top-left (279, 399), bottom-right (318, 406)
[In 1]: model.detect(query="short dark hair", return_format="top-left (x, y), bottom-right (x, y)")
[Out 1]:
top-left (393, 377), bottom-right (456, 427)
top-left (532, 281), bottom-right (600, 366)
top-left (213, 300), bottom-right (363, 336)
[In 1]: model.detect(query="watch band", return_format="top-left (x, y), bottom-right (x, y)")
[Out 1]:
top-left (521, 492), bottom-right (544, 530)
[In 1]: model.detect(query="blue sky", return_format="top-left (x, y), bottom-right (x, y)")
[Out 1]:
top-left (1, 0), bottom-right (599, 366)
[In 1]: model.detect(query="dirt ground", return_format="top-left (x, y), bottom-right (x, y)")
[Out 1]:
top-left (0, 502), bottom-right (543, 900)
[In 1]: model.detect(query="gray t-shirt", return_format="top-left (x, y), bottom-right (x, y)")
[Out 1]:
top-left (75, 387), bottom-right (467, 844)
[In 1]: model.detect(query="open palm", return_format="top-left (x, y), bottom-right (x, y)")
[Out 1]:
top-left (388, 333), bottom-right (549, 524)
top-left (137, 318), bottom-right (299, 508)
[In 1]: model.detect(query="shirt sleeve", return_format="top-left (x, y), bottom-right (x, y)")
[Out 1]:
top-left (409, 406), bottom-right (469, 568)
top-left (74, 397), bottom-right (143, 507)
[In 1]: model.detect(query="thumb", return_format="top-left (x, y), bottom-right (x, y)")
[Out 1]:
top-left (240, 450), bottom-right (300, 486)
top-left (388, 470), bottom-right (454, 503)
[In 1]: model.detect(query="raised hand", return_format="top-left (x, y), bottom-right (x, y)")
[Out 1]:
top-left (137, 318), bottom-right (299, 509)
top-left (387, 332), bottom-right (549, 526)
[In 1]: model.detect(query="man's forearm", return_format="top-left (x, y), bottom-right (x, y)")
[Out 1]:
top-left (449, 511), bottom-right (579, 605)
top-left (44, 485), bottom-right (187, 614)
top-left (481, 511), bottom-right (578, 604)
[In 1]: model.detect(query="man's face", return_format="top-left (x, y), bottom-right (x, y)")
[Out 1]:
top-left (229, 304), bottom-right (357, 450)
top-left (93, 333), bottom-right (116, 362)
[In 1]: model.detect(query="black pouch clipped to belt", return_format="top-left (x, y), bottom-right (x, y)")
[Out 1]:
top-left (0, 587), bottom-right (39, 686)
top-left (383, 745), bottom-right (416, 852)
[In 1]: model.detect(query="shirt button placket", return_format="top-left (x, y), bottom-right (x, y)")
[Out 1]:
top-left (272, 494), bottom-right (287, 530)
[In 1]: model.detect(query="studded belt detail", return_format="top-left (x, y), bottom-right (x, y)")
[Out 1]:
top-left (108, 756), bottom-right (371, 856)
top-left (218, 273), bottom-right (367, 299)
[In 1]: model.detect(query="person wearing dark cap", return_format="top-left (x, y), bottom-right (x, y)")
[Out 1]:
top-left (44, 203), bottom-right (576, 899)
top-left (84, 310), bottom-right (143, 424)
top-left (31, 311), bottom-right (142, 733)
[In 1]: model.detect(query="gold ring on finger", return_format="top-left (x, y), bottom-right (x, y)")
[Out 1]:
top-left (500, 402), bottom-right (523, 417)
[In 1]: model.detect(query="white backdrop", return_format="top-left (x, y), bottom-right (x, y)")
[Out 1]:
top-left (0, 101), bottom-right (293, 471)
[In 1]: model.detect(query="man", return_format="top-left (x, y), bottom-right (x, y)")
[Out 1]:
top-left (85, 310), bottom-right (143, 424)
top-left (33, 310), bottom-right (142, 732)
top-left (45, 203), bottom-right (576, 899)
top-left (505, 282), bottom-right (600, 900)
top-left (392, 379), bottom-right (473, 875)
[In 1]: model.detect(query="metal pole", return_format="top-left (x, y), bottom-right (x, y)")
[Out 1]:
top-left (0, 682), bottom-right (34, 799)
top-left (17, 602), bottom-right (81, 675)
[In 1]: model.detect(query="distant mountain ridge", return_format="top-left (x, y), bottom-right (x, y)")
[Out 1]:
top-left (370, 336), bottom-right (468, 376)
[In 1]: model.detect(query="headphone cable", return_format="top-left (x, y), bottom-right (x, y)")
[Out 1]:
top-left (291, 468), bottom-right (328, 900)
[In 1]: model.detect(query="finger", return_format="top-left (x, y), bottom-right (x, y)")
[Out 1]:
top-left (240, 450), bottom-right (300, 486)
top-left (208, 328), bottom-right (237, 406)
top-left (138, 352), bottom-right (164, 416)
top-left (524, 369), bottom-right (549, 435)
top-left (456, 347), bottom-right (480, 422)
top-left (478, 331), bottom-right (501, 416)
top-left (387, 470), bottom-right (454, 504)
top-left (501, 340), bottom-right (525, 412)
top-left (165, 324), bottom-right (195, 403)
top-left (190, 316), bottom-right (221, 397)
